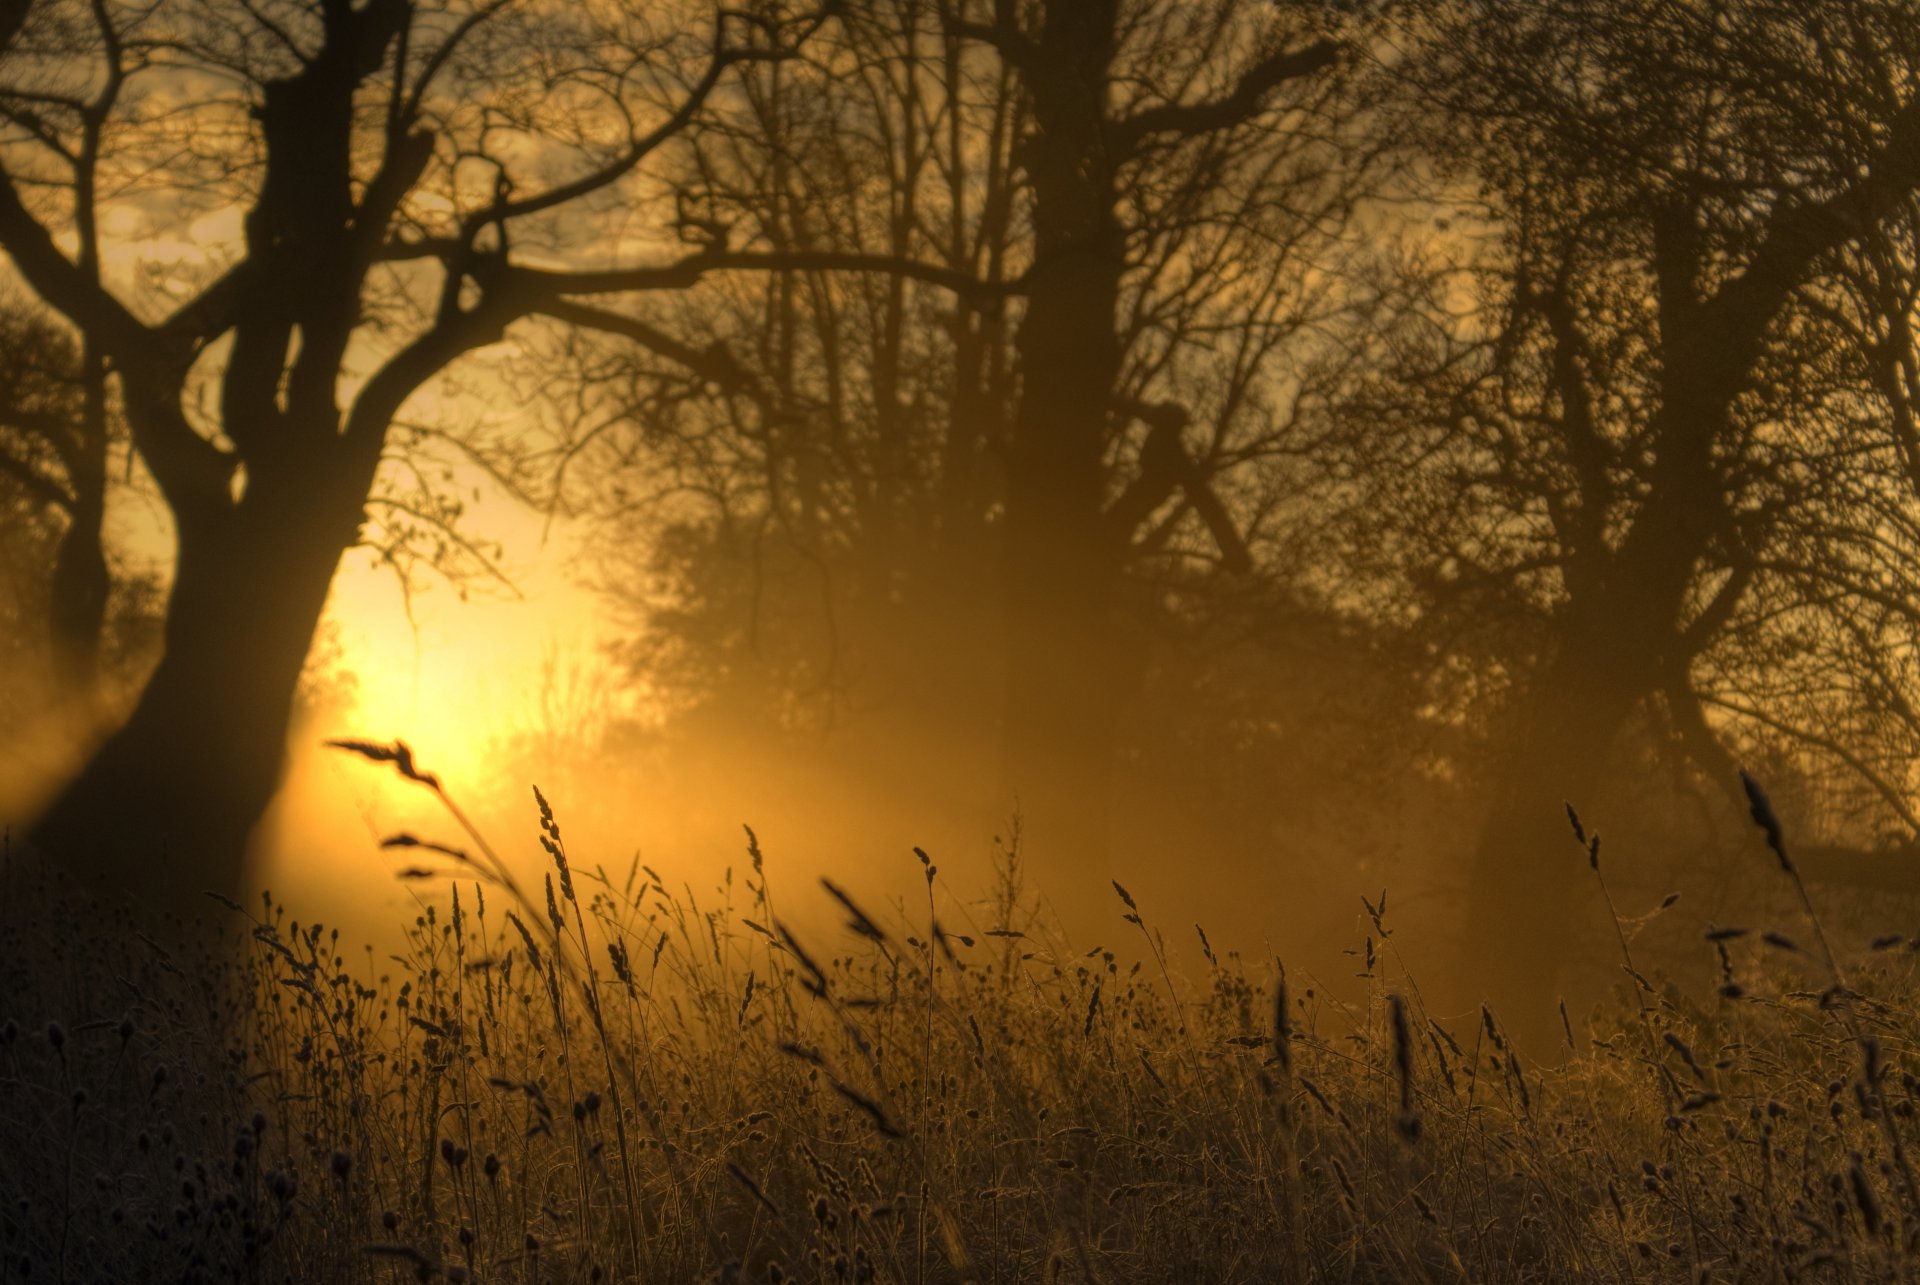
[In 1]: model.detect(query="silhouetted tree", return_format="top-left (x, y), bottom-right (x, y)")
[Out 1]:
top-left (534, 0), bottom-right (1381, 880)
top-left (0, 0), bottom-right (999, 905)
top-left (1335, 0), bottom-right (1920, 1037)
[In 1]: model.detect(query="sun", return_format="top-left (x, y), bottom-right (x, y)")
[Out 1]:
top-left (316, 575), bottom-right (550, 796)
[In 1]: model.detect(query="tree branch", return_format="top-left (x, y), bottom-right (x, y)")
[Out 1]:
top-left (461, 6), bottom-right (828, 239)
top-left (1102, 396), bottom-right (1253, 573)
top-left (938, 0), bottom-right (1038, 71)
top-left (0, 0), bottom-right (27, 54)
top-left (341, 283), bottom-right (533, 487)
top-left (1113, 38), bottom-right (1341, 152)
top-left (156, 263), bottom-right (249, 350)
top-left (508, 248), bottom-right (1017, 304)
top-left (1708, 90), bottom-right (1920, 354)
top-left (0, 171), bottom-right (150, 360)
top-left (534, 298), bottom-right (771, 404)
top-left (399, 0), bottom-right (514, 122)
top-left (1701, 690), bottom-right (1920, 835)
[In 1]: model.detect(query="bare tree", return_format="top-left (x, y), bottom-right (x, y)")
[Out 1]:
top-left (1, 0), bottom-right (1024, 904)
top-left (1333, 0), bottom-right (1920, 1038)
top-left (525, 0), bottom-right (1381, 879)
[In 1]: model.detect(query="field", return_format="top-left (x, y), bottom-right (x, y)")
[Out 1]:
top-left (2, 775), bottom-right (1918, 1284)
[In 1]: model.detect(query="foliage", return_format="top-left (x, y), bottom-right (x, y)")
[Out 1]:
top-left (1321, 0), bottom-right (1920, 840)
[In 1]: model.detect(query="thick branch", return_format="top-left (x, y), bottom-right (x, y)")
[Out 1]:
top-left (0, 172), bottom-right (150, 359)
top-left (0, 0), bottom-right (27, 53)
top-left (468, 56), bottom-right (731, 235)
top-left (354, 127), bottom-right (437, 255)
top-left (1104, 399), bottom-right (1192, 538)
top-left (156, 263), bottom-right (248, 351)
top-left (1707, 91), bottom-right (1920, 355)
top-left (508, 248), bottom-right (1017, 304)
top-left (341, 286), bottom-right (532, 487)
top-left (0, 170), bottom-right (234, 504)
top-left (1113, 39), bottom-right (1341, 151)
top-left (399, 0), bottom-right (514, 122)
top-left (1102, 396), bottom-right (1252, 572)
top-left (536, 298), bottom-right (770, 404)
top-left (1679, 558), bottom-right (1754, 652)
top-left (1532, 272), bottom-right (1612, 556)
top-left (1660, 672), bottom-right (1746, 818)
top-left (939, 0), bottom-right (1038, 70)
top-left (1184, 475), bottom-right (1253, 574)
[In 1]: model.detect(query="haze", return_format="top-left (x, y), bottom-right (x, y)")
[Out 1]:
top-left (4, 0), bottom-right (1920, 1049)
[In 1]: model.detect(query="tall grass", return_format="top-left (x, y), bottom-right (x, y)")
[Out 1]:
top-left (3, 757), bottom-right (1919, 1282)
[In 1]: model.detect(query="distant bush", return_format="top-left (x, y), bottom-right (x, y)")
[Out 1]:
top-left (3, 771), bottom-right (1918, 1283)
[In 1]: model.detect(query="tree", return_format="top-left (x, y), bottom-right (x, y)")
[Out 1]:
top-left (1336, 0), bottom-right (1920, 1038)
top-left (2, 0), bottom-right (1010, 905)
top-left (965, 0), bottom-right (1362, 873)
top-left (532, 0), bottom-right (1380, 887)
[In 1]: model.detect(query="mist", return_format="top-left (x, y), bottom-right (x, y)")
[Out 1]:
top-left (0, 0), bottom-right (1914, 1037)
top-left (12, 1), bottom-right (1920, 1278)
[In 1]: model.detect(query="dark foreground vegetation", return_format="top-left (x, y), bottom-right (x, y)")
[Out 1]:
top-left (4, 772), bottom-right (1920, 1284)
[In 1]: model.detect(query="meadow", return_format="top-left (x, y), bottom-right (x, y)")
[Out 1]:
top-left (2, 759), bottom-right (1917, 1284)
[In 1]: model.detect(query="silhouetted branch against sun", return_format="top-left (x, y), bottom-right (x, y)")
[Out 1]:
top-left (0, 0), bottom-right (866, 896)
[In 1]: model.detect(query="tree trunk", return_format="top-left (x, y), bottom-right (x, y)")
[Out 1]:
top-left (1461, 307), bottom-right (1743, 1046)
top-left (28, 480), bottom-right (357, 913)
top-left (1460, 459), bottom-right (1720, 1047)
top-left (1458, 622), bottom-right (1653, 1050)
top-left (999, 518), bottom-right (1127, 870)
top-left (995, 1), bottom-right (1130, 889)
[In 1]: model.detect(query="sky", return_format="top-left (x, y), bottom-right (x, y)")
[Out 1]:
top-left (13, 404), bottom-right (638, 936)
top-left (8, 203), bottom-right (652, 929)
top-left (18, 0), bottom-right (1904, 1011)
top-left (261, 482), bottom-right (639, 933)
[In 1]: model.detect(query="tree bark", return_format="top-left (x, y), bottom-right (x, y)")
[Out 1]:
top-left (28, 476), bottom-right (359, 913)
top-left (995, 0), bottom-right (1131, 885)
top-left (1458, 615), bottom-right (1659, 1049)
top-left (1460, 390), bottom-right (1723, 1048)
